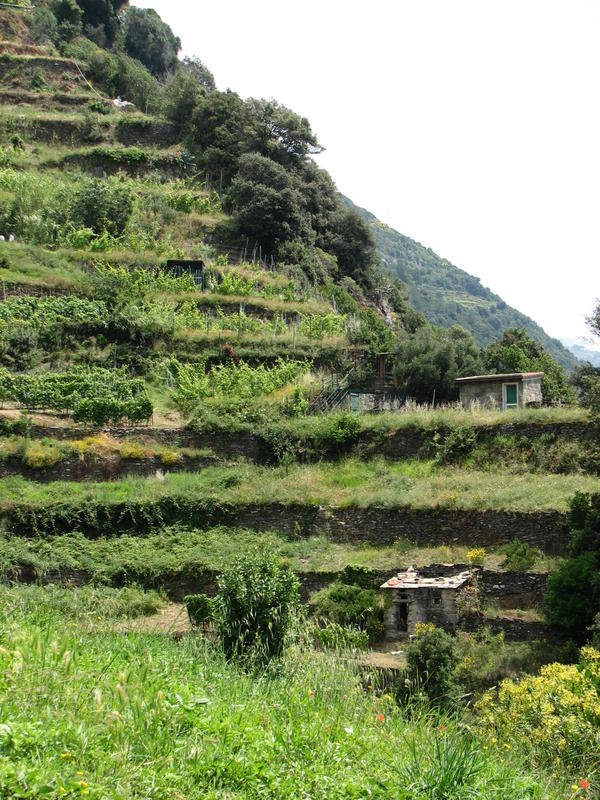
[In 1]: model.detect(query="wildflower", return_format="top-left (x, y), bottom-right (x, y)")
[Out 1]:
top-left (79, 780), bottom-right (88, 787)
top-left (504, 743), bottom-right (510, 750)
top-left (438, 724), bottom-right (446, 731)
top-left (76, 771), bottom-right (84, 776)
top-left (581, 780), bottom-right (590, 789)
top-left (376, 713), bottom-right (385, 722)
top-left (60, 751), bottom-right (70, 758)
top-left (572, 786), bottom-right (579, 792)
top-left (308, 690), bottom-right (314, 698)
top-left (343, 694), bottom-right (347, 700)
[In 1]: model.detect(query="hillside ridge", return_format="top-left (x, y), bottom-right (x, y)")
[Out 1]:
top-left (343, 197), bottom-right (576, 370)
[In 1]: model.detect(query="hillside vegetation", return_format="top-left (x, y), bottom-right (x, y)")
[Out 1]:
top-left (344, 198), bottom-right (576, 370)
top-left (0, 4), bottom-right (598, 798)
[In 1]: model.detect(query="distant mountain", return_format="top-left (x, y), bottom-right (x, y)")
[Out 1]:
top-left (565, 343), bottom-right (600, 367)
top-left (343, 197), bottom-right (576, 371)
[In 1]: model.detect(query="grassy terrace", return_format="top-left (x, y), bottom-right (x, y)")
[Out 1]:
top-left (0, 459), bottom-right (598, 511)
top-left (0, 526), bottom-right (560, 584)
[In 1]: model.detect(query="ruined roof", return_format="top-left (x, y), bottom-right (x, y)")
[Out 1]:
top-left (455, 372), bottom-right (544, 384)
top-left (380, 566), bottom-right (471, 590)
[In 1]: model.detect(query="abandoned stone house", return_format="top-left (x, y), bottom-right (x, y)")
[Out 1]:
top-left (455, 371), bottom-right (544, 410)
top-left (381, 566), bottom-right (472, 639)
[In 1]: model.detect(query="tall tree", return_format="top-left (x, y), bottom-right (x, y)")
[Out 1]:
top-left (121, 7), bottom-right (181, 78)
top-left (483, 327), bottom-right (574, 403)
top-left (75, 0), bottom-right (127, 45)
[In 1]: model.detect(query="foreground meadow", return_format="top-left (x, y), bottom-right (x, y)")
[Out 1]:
top-left (0, 585), bottom-right (572, 800)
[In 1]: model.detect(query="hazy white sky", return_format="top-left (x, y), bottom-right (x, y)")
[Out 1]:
top-left (136, 0), bottom-right (600, 345)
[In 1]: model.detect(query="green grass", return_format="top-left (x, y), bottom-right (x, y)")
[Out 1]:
top-left (0, 458), bottom-right (595, 512)
top-left (0, 526), bottom-right (559, 586)
top-left (0, 583), bottom-right (558, 799)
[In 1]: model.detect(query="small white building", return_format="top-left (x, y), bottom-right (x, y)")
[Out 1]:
top-left (456, 371), bottom-right (544, 410)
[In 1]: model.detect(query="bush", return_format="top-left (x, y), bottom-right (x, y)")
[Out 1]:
top-left (544, 552), bottom-right (600, 642)
top-left (405, 624), bottom-right (461, 704)
top-left (476, 647), bottom-right (600, 773)
top-left (212, 549), bottom-right (300, 666)
top-left (311, 582), bottom-right (384, 642)
top-left (432, 426), bottom-right (477, 464)
top-left (184, 593), bottom-right (213, 627)
top-left (501, 539), bottom-right (538, 571)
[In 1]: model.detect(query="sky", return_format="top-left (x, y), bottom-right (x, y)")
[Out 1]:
top-left (135, 0), bottom-right (600, 347)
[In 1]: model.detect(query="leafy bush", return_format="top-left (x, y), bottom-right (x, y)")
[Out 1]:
top-left (405, 624), bottom-right (461, 704)
top-left (476, 646), bottom-right (600, 773)
top-left (184, 593), bottom-right (213, 627)
top-left (432, 426), bottom-right (477, 464)
top-left (310, 582), bottom-right (384, 642)
top-left (212, 549), bottom-right (300, 666)
top-left (67, 178), bottom-right (133, 237)
top-left (501, 539), bottom-right (538, 571)
top-left (544, 552), bottom-right (599, 642)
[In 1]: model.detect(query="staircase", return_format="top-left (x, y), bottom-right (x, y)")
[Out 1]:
top-left (308, 371), bottom-right (353, 414)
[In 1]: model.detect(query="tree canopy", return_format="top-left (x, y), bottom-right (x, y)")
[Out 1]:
top-left (393, 325), bottom-right (483, 402)
top-left (483, 327), bottom-right (574, 403)
top-left (121, 7), bottom-right (181, 78)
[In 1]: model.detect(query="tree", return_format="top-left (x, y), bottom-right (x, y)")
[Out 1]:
top-left (544, 553), bottom-right (600, 642)
top-left (229, 153), bottom-right (309, 254)
top-left (121, 7), bottom-right (181, 78)
top-left (393, 325), bottom-right (483, 402)
top-left (245, 98), bottom-right (323, 167)
top-left (321, 207), bottom-right (377, 291)
top-left (189, 89), bottom-right (252, 184)
top-left (52, 0), bottom-right (82, 41)
top-left (483, 327), bottom-right (574, 404)
top-left (181, 56), bottom-right (215, 90)
top-left (74, 0), bottom-right (127, 45)
top-left (545, 492), bottom-right (600, 642)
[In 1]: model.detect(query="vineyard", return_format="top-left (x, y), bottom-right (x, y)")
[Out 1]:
top-left (166, 357), bottom-right (310, 413)
top-left (0, 366), bottom-right (152, 425)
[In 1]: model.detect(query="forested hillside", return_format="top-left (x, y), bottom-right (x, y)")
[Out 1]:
top-left (344, 198), bottom-right (576, 370)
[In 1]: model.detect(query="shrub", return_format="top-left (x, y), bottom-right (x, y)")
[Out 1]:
top-left (544, 552), bottom-right (600, 642)
top-left (311, 582), bottom-right (384, 642)
top-left (120, 441), bottom-right (148, 460)
top-left (340, 564), bottom-right (375, 589)
top-left (475, 647), bottom-right (600, 772)
top-left (501, 539), bottom-right (538, 571)
top-left (184, 593), bottom-right (213, 627)
top-left (432, 426), bottom-right (477, 464)
top-left (405, 625), bottom-right (461, 704)
top-left (212, 549), bottom-right (300, 666)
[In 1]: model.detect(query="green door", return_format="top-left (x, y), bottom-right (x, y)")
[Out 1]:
top-left (505, 384), bottom-right (518, 408)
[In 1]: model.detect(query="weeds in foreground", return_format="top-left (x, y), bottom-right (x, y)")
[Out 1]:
top-left (0, 584), bottom-right (560, 799)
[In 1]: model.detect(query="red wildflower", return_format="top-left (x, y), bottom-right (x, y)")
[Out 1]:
top-left (309, 690), bottom-right (314, 698)
top-left (580, 779), bottom-right (590, 789)
top-left (376, 713), bottom-right (385, 722)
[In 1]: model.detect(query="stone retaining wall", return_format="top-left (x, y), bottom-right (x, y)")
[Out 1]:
top-left (3, 499), bottom-right (569, 554)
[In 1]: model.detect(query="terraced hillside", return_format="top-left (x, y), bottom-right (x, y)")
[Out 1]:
top-left (2, 7), bottom-right (600, 796)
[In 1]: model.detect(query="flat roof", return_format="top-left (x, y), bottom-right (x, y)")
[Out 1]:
top-left (456, 372), bottom-right (544, 384)
top-left (381, 566), bottom-right (471, 590)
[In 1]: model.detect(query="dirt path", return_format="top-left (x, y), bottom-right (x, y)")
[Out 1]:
top-left (117, 602), bottom-right (192, 636)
